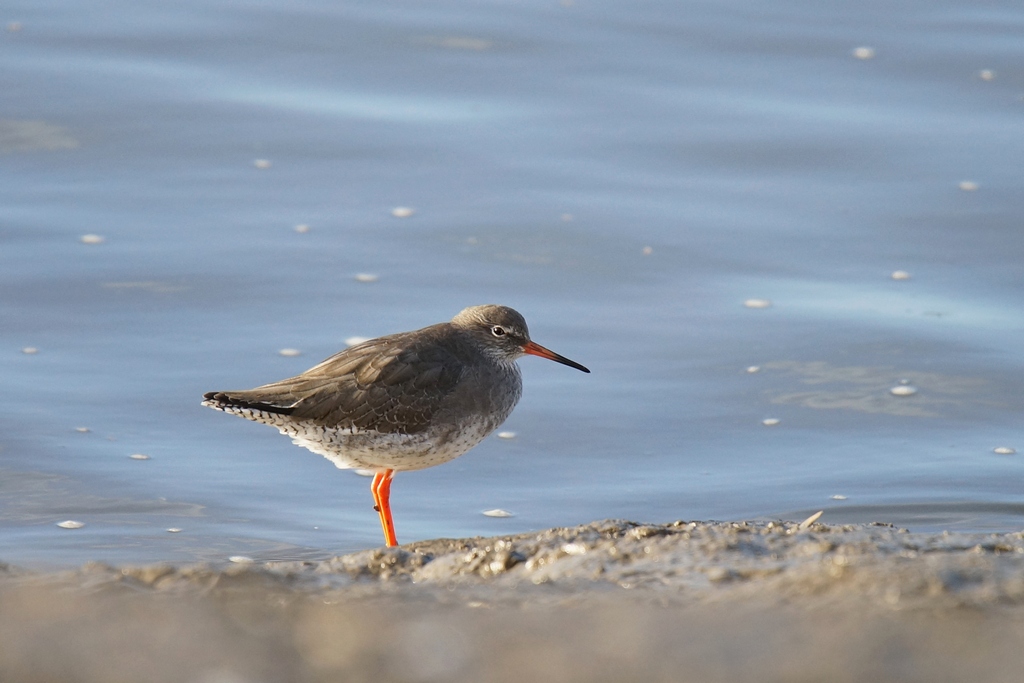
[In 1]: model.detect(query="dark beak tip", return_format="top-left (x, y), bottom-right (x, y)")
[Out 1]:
top-left (559, 358), bottom-right (590, 373)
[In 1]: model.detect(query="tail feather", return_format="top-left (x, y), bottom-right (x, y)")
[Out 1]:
top-left (202, 391), bottom-right (296, 416)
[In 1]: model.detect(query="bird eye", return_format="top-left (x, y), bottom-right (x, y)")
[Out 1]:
top-left (491, 325), bottom-right (507, 337)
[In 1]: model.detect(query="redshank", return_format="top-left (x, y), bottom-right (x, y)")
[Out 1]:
top-left (202, 304), bottom-right (589, 547)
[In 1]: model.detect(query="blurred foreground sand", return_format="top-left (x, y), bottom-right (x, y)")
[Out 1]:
top-left (3, 519), bottom-right (1024, 682)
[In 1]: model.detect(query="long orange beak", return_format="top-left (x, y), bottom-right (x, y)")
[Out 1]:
top-left (522, 341), bottom-right (590, 373)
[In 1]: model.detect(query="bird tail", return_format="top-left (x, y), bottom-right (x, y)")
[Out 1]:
top-left (202, 390), bottom-right (296, 416)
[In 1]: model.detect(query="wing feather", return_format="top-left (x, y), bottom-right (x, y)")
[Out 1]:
top-left (204, 325), bottom-right (468, 434)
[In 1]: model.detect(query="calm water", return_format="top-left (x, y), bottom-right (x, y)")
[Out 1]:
top-left (2, 0), bottom-right (1023, 567)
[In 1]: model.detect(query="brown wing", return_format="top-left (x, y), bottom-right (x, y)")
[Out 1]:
top-left (203, 324), bottom-right (466, 434)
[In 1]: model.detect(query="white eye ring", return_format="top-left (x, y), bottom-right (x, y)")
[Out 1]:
top-left (491, 326), bottom-right (507, 337)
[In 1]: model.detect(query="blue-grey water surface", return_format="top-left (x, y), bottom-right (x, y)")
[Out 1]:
top-left (2, 0), bottom-right (1023, 567)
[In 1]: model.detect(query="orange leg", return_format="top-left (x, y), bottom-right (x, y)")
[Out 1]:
top-left (370, 469), bottom-right (398, 547)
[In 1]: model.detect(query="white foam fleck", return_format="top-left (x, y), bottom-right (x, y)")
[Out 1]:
top-left (129, 453), bottom-right (151, 460)
top-left (482, 509), bottom-right (513, 518)
top-left (345, 336), bottom-right (370, 347)
top-left (354, 273), bottom-right (379, 283)
top-left (762, 418), bottom-right (780, 426)
top-left (294, 223), bottom-right (310, 233)
top-left (391, 206), bottom-right (415, 218)
top-left (852, 46), bottom-right (875, 59)
top-left (278, 348), bottom-right (302, 357)
top-left (57, 520), bottom-right (85, 529)
top-left (831, 494), bottom-right (848, 501)
top-left (253, 159), bottom-right (271, 169)
top-left (21, 347), bottom-right (38, 354)
top-left (229, 555), bottom-right (255, 564)
top-left (496, 431), bottom-right (517, 439)
top-left (167, 528), bottom-right (182, 533)
top-left (891, 270), bottom-right (911, 280)
top-left (993, 446), bottom-right (1016, 455)
top-left (978, 69), bottom-right (996, 81)
top-left (746, 365), bottom-right (761, 373)
top-left (80, 234), bottom-right (105, 244)
top-left (744, 298), bottom-right (772, 309)
top-left (958, 180), bottom-right (979, 191)
top-left (890, 385), bottom-right (918, 396)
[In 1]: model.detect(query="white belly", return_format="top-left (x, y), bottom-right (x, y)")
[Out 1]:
top-left (278, 417), bottom-right (499, 472)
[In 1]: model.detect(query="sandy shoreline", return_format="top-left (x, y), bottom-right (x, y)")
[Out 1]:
top-left (4, 519), bottom-right (1024, 681)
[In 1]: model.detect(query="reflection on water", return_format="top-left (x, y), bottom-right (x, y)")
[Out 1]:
top-left (764, 361), bottom-right (994, 418)
top-left (0, 469), bottom-right (205, 525)
top-left (0, 120), bottom-right (79, 153)
top-left (782, 502), bottom-right (1024, 533)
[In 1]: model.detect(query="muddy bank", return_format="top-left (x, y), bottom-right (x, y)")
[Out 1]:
top-left (4, 519), bottom-right (1024, 682)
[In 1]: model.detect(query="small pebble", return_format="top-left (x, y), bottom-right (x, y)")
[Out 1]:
top-left (253, 159), bottom-right (272, 169)
top-left (57, 520), bottom-right (85, 529)
top-left (831, 494), bottom-right (848, 501)
top-left (21, 347), bottom-right (38, 354)
top-left (345, 336), bottom-right (370, 347)
top-left (744, 298), bottom-right (772, 309)
top-left (294, 224), bottom-right (310, 233)
top-left (278, 348), bottom-right (302, 357)
top-left (890, 385), bottom-right (918, 396)
top-left (75, 427), bottom-right (90, 433)
top-left (705, 567), bottom-right (732, 583)
top-left (852, 46), bottom-right (875, 59)
top-left (80, 234), bottom-right (105, 244)
top-left (354, 273), bottom-right (379, 283)
top-left (229, 555), bottom-right (255, 564)
top-left (482, 509), bottom-right (513, 518)
top-left (891, 270), bottom-right (911, 280)
top-left (391, 207), bottom-right (415, 218)
top-left (746, 365), bottom-right (761, 373)
top-left (129, 453), bottom-right (151, 460)
top-left (496, 431), bottom-right (517, 439)
top-left (958, 180), bottom-right (979, 192)
top-left (762, 418), bottom-right (780, 426)
top-left (978, 69), bottom-right (996, 81)
top-left (167, 528), bottom-right (182, 533)
top-left (993, 446), bottom-right (1016, 455)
